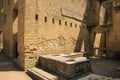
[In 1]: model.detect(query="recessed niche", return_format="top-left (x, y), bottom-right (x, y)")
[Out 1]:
top-left (59, 20), bottom-right (61, 25)
top-left (75, 24), bottom-right (77, 28)
top-left (70, 23), bottom-right (72, 27)
top-left (52, 18), bottom-right (55, 24)
top-left (65, 21), bottom-right (67, 26)
top-left (35, 14), bottom-right (38, 20)
top-left (45, 17), bottom-right (47, 22)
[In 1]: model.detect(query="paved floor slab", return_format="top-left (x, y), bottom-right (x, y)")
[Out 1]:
top-left (80, 74), bottom-right (120, 80)
top-left (0, 53), bottom-right (32, 80)
top-left (0, 71), bottom-right (32, 80)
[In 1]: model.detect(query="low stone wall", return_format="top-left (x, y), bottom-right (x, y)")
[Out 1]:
top-left (39, 53), bottom-right (92, 79)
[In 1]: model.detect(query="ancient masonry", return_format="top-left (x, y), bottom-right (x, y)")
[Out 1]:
top-left (0, 0), bottom-right (120, 72)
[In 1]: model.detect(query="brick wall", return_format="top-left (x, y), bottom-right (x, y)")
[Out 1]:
top-left (0, 0), bottom-right (101, 69)
top-left (23, 0), bottom-right (88, 69)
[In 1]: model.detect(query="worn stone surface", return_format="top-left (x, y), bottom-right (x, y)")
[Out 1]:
top-left (0, 53), bottom-right (32, 80)
top-left (39, 53), bottom-right (92, 79)
top-left (0, 0), bottom-right (101, 69)
top-left (23, 0), bottom-right (90, 69)
top-left (80, 74), bottom-right (120, 80)
top-left (108, 0), bottom-right (120, 51)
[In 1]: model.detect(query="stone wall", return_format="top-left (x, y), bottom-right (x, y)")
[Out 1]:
top-left (23, 0), bottom-right (89, 69)
top-left (23, 0), bottom-right (101, 69)
top-left (0, 0), bottom-right (14, 57)
top-left (107, 0), bottom-right (120, 54)
top-left (98, 0), bottom-right (120, 57)
top-left (90, 0), bottom-right (120, 57)
top-left (0, 0), bottom-right (103, 69)
top-left (17, 0), bottom-right (25, 69)
top-left (0, 0), bottom-right (25, 69)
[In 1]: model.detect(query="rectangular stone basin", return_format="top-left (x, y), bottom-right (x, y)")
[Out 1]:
top-left (39, 53), bottom-right (92, 79)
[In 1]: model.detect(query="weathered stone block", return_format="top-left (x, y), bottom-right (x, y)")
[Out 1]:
top-left (39, 53), bottom-right (92, 79)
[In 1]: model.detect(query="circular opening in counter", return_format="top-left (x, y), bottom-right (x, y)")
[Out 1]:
top-left (66, 59), bottom-right (76, 62)
top-left (52, 54), bottom-right (60, 56)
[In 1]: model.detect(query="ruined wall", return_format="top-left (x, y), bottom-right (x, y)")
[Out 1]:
top-left (87, 1), bottom-right (113, 56)
top-left (23, 0), bottom-right (101, 69)
top-left (0, 0), bottom-right (25, 69)
top-left (100, 2), bottom-right (113, 25)
top-left (23, 0), bottom-right (89, 69)
top-left (23, 0), bottom-right (38, 69)
top-left (0, 0), bottom-right (101, 69)
top-left (84, 0), bottom-right (100, 26)
top-left (0, 0), bottom-right (13, 57)
top-left (108, 0), bottom-right (120, 52)
top-left (36, 0), bottom-right (87, 55)
top-left (90, 0), bottom-right (120, 57)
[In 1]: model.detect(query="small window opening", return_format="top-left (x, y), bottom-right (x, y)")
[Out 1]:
top-left (35, 14), bottom-right (38, 20)
top-left (52, 18), bottom-right (55, 24)
top-left (59, 20), bottom-right (61, 25)
top-left (45, 17), bottom-right (47, 22)
top-left (70, 23), bottom-right (72, 27)
top-left (75, 24), bottom-right (77, 28)
top-left (65, 21), bottom-right (67, 26)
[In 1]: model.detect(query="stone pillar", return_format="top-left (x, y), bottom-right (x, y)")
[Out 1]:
top-left (24, 0), bottom-right (38, 69)
top-left (89, 32), bottom-right (96, 56)
top-left (17, 0), bottom-right (25, 69)
top-left (84, 27), bottom-right (91, 58)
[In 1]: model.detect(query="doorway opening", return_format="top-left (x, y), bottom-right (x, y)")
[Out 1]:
top-left (12, 8), bottom-right (18, 60)
top-left (94, 33), bottom-right (102, 56)
top-left (0, 31), bottom-right (3, 52)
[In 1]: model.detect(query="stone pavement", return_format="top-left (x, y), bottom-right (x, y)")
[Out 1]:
top-left (0, 53), bottom-right (32, 80)
top-left (80, 74), bottom-right (120, 80)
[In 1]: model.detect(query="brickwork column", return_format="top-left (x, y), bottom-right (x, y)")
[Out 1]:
top-left (24, 0), bottom-right (38, 69)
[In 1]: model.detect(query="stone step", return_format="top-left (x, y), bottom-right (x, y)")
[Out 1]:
top-left (27, 67), bottom-right (58, 80)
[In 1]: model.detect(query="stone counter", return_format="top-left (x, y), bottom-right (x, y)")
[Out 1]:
top-left (39, 53), bottom-right (92, 79)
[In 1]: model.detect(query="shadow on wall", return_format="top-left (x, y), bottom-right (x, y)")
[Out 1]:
top-left (0, 0), bottom-right (19, 59)
top-left (74, 0), bottom-right (97, 54)
top-left (11, 0), bottom-right (19, 59)
top-left (74, 0), bottom-right (107, 57)
top-left (93, 2), bottom-right (113, 57)
top-left (12, 8), bottom-right (19, 59)
top-left (74, 24), bottom-right (86, 52)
